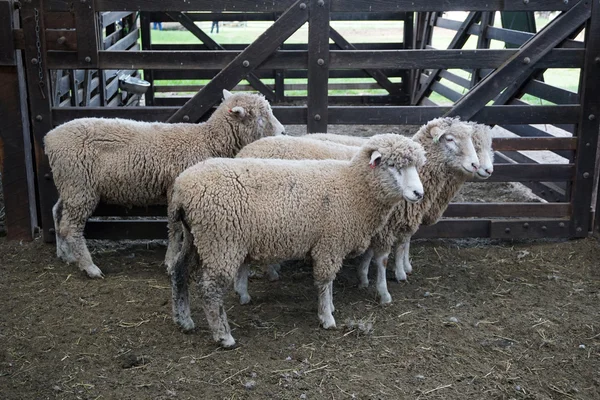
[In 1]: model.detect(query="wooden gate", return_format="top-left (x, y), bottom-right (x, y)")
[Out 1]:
top-left (1, 0), bottom-right (599, 242)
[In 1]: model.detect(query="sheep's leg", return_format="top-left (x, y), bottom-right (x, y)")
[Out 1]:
top-left (170, 236), bottom-right (196, 332)
top-left (403, 240), bottom-right (413, 274)
top-left (316, 279), bottom-right (336, 329)
top-left (374, 251), bottom-right (392, 304)
top-left (165, 220), bottom-right (183, 275)
top-left (234, 264), bottom-right (251, 305)
top-left (52, 199), bottom-right (74, 262)
top-left (328, 280), bottom-right (335, 313)
top-left (394, 242), bottom-right (408, 282)
top-left (59, 197), bottom-right (101, 278)
top-left (199, 273), bottom-right (236, 348)
top-left (266, 263), bottom-right (281, 281)
top-left (357, 248), bottom-right (374, 289)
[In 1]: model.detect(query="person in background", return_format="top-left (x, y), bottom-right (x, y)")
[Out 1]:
top-left (211, 19), bottom-right (219, 34)
top-left (153, 21), bottom-right (163, 30)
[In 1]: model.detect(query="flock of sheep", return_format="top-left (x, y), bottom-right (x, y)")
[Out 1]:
top-left (44, 89), bottom-right (494, 348)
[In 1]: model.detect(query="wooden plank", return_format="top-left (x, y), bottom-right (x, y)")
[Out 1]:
top-left (45, 12), bottom-right (75, 29)
top-left (522, 79), bottom-right (579, 105)
top-left (152, 42), bottom-right (406, 51)
top-left (44, 48), bottom-right (585, 70)
top-left (73, 0), bottom-right (99, 65)
top-left (307, 0), bottom-right (330, 132)
top-left (413, 12), bottom-right (480, 105)
top-left (149, 11), bottom-right (407, 22)
top-left (85, 219), bottom-right (168, 240)
top-left (45, 29), bottom-right (77, 51)
top-left (88, 0), bottom-right (576, 13)
top-left (0, 0), bottom-right (16, 65)
top-left (139, 12), bottom-right (154, 106)
top-left (154, 82), bottom-right (390, 93)
top-left (152, 68), bottom-right (402, 81)
top-left (167, 0), bottom-right (309, 123)
top-left (105, 28), bottom-right (138, 51)
top-left (480, 164), bottom-right (574, 183)
top-left (94, 204), bottom-right (166, 217)
top-left (21, 0), bottom-right (57, 242)
top-left (490, 219), bottom-right (571, 239)
top-left (446, 2), bottom-right (591, 120)
top-left (413, 219), bottom-right (489, 239)
top-left (472, 11), bottom-right (495, 87)
top-left (570, 0), bottom-right (600, 237)
top-left (165, 12), bottom-right (275, 102)
top-left (100, 11), bottom-right (132, 28)
top-left (329, 27), bottom-right (401, 96)
top-left (492, 137), bottom-right (577, 151)
top-left (154, 94), bottom-right (409, 107)
top-left (443, 203), bottom-right (570, 218)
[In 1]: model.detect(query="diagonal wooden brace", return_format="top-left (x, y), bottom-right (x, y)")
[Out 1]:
top-left (167, 0), bottom-right (308, 123)
top-left (445, 0), bottom-right (591, 121)
top-left (166, 12), bottom-right (275, 102)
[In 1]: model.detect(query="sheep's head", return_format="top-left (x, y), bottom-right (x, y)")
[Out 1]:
top-left (469, 123), bottom-right (494, 179)
top-left (421, 117), bottom-right (480, 176)
top-left (220, 89), bottom-right (285, 143)
top-left (360, 133), bottom-right (426, 204)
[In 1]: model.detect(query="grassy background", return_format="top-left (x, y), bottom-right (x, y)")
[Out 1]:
top-left (146, 13), bottom-right (581, 105)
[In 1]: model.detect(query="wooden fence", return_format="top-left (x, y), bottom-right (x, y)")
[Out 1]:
top-left (0, 0), bottom-right (599, 242)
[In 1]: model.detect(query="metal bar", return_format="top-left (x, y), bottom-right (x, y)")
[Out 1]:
top-left (167, 0), bottom-right (308, 123)
top-left (413, 11), bottom-right (481, 105)
top-left (21, 0), bottom-right (57, 242)
top-left (307, 0), bottom-right (330, 132)
top-left (446, 1), bottom-right (591, 120)
top-left (570, 0), bottom-right (600, 236)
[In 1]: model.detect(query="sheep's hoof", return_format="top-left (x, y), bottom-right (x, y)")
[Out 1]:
top-left (379, 293), bottom-right (393, 305)
top-left (177, 318), bottom-right (196, 333)
top-left (85, 265), bottom-right (105, 279)
top-left (267, 271), bottom-right (280, 282)
top-left (357, 280), bottom-right (369, 290)
top-left (319, 315), bottom-right (337, 330)
top-left (239, 294), bottom-right (252, 305)
top-left (395, 270), bottom-right (407, 282)
top-left (219, 335), bottom-right (237, 349)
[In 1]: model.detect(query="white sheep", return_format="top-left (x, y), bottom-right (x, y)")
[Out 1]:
top-left (392, 122), bottom-right (494, 282)
top-left (44, 89), bottom-right (284, 278)
top-left (168, 134), bottom-right (426, 347)
top-left (304, 132), bottom-right (368, 147)
top-left (234, 118), bottom-right (490, 304)
top-left (236, 135), bottom-right (359, 161)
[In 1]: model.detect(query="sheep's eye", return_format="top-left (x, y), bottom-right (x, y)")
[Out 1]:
top-left (446, 137), bottom-right (455, 143)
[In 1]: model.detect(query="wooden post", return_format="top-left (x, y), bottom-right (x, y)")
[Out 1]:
top-left (0, 1), bottom-right (37, 240)
top-left (307, 0), bottom-right (330, 133)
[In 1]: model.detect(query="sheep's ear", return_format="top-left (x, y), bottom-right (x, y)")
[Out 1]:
top-left (369, 150), bottom-right (382, 169)
top-left (430, 126), bottom-right (446, 143)
top-left (222, 89), bottom-right (233, 100)
top-left (230, 106), bottom-right (246, 119)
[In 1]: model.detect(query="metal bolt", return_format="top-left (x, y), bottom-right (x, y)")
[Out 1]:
top-left (541, 225), bottom-right (547, 231)
top-left (589, 114), bottom-right (596, 120)
top-left (317, 0), bottom-right (324, 6)
top-left (505, 228), bottom-right (511, 234)
top-left (563, 0), bottom-right (569, 4)
top-left (583, 172), bottom-right (590, 178)
top-left (314, 114), bottom-right (321, 121)
top-left (576, 227), bottom-right (583, 232)
top-left (48, 228), bottom-right (55, 234)
top-left (595, 57), bottom-right (600, 64)
top-left (182, 115), bottom-right (190, 122)
top-left (299, 3), bottom-right (306, 9)
top-left (523, 0), bottom-right (529, 4)
top-left (523, 223), bottom-right (529, 229)
top-left (44, 173), bottom-right (51, 180)
top-left (242, 60), bottom-right (250, 67)
top-left (523, 57), bottom-right (531, 64)
top-left (31, 58), bottom-right (38, 65)
top-left (586, 142), bottom-right (591, 147)
top-left (35, 115), bottom-right (43, 121)
top-left (317, 58), bottom-right (325, 66)
top-left (559, 222), bottom-right (565, 228)
top-left (57, 36), bottom-right (66, 45)
top-left (84, 56), bottom-right (91, 63)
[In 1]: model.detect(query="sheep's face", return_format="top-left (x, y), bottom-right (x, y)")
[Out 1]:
top-left (430, 122), bottom-right (480, 175)
top-left (222, 90), bottom-right (285, 143)
top-left (366, 134), bottom-right (426, 203)
top-left (471, 125), bottom-right (494, 180)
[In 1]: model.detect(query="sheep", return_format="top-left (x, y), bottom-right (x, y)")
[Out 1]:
top-left (392, 122), bottom-right (494, 282)
top-left (236, 135), bottom-right (359, 161)
top-left (234, 118), bottom-right (487, 304)
top-left (304, 133), bottom-right (368, 147)
top-left (168, 134), bottom-right (426, 347)
top-left (44, 89), bottom-right (284, 279)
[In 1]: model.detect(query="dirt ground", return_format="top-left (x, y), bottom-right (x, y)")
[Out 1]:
top-left (1, 235), bottom-right (599, 400)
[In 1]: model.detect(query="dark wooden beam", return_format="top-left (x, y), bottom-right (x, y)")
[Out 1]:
top-left (445, 1), bottom-right (591, 120)
top-left (73, 0), bottom-right (99, 66)
top-left (167, 0), bottom-right (308, 123)
top-left (443, 203), bottom-right (570, 218)
top-left (307, 0), bottom-right (330, 132)
top-left (471, 11), bottom-right (495, 87)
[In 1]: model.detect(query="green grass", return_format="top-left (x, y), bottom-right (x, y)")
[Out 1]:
top-left (148, 16), bottom-right (581, 104)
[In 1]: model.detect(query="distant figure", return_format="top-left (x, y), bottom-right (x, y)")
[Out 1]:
top-left (211, 20), bottom-right (219, 34)
top-left (153, 22), bottom-right (163, 31)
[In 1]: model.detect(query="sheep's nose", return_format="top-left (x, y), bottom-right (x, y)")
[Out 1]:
top-left (471, 162), bottom-right (480, 171)
top-left (413, 190), bottom-right (424, 200)
top-left (281, 130), bottom-right (286, 135)
top-left (485, 168), bottom-right (493, 175)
